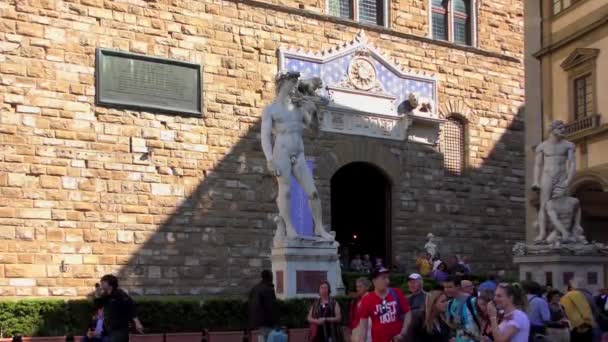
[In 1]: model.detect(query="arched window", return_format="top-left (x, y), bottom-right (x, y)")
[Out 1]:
top-left (431, 0), bottom-right (448, 41)
top-left (453, 0), bottom-right (471, 45)
top-left (441, 116), bottom-right (466, 175)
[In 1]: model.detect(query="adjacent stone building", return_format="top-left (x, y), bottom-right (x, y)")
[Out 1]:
top-left (524, 0), bottom-right (608, 244)
top-left (0, 0), bottom-right (525, 297)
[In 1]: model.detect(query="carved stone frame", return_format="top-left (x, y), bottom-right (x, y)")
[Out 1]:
top-left (438, 99), bottom-right (477, 175)
top-left (561, 48), bottom-right (599, 123)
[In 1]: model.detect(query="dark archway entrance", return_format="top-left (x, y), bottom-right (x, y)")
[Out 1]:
top-left (331, 162), bottom-right (391, 268)
top-left (574, 182), bottom-right (608, 244)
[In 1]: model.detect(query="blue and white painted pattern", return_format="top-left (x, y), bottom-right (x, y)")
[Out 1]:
top-left (283, 53), bottom-right (435, 108)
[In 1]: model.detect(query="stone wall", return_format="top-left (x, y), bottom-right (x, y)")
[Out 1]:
top-left (0, 0), bottom-right (524, 296)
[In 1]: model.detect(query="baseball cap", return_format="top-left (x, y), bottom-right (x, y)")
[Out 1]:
top-left (372, 267), bottom-right (390, 279)
top-left (408, 273), bottom-right (422, 280)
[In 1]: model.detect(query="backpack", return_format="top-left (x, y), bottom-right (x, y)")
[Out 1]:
top-left (267, 329), bottom-right (287, 342)
top-left (465, 296), bottom-right (481, 331)
top-left (448, 296), bottom-right (480, 337)
top-left (388, 288), bottom-right (405, 320)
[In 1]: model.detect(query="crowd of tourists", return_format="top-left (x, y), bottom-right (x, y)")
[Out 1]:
top-left (346, 252), bottom-right (474, 282)
top-left (348, 254), bottom-right (385, 274)
top-left (249, 267), bottom-right (608, 342)
top-left (22, 271), bottom-right (607, 342)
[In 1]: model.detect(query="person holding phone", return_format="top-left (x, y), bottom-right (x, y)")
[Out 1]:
top-left (487, 283), bottom-right (530, 342)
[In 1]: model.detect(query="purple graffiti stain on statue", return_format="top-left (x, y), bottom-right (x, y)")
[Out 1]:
top-left (290, 160), bottom-right (313, 237)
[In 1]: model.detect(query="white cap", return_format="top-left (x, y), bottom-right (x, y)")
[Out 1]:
top-left (408, 273), bottom-right (422, 280)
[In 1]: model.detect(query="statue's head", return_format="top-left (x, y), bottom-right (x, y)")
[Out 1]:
top-left (426, 233), bottom-right (434, 241)
top-left (549, 120), bottom-right (566, 138)
top-left (275, 71), bottom-right (300, 95)
top-left (311, 77), bottom-right (323, 89)
top-left (408, 93), bottom-right (419, 108)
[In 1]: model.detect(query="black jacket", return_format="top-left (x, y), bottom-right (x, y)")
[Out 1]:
top-left (248, 281), bottom-right (280, 329)
top-left (102, 288), bottom-right (137, 333)
top-left (596, 295), bottom-right (608, 331)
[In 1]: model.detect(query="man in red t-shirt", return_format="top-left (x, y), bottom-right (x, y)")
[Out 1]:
top-left (355, 267), bottom-right (411, 342)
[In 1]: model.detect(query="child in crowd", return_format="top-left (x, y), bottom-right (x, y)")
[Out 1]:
top-left (83, 298), bottom-right (109, 342)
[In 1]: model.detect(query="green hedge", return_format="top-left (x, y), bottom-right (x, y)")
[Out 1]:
top-left (0, 297), bottom-right (355, 338)
top-left (0, 273), bottom-right (505, 337)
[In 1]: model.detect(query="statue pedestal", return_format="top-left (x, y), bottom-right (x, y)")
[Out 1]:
top-left (271, 238), bottom-right (344, 299)
top-left (513, 242), bottom-right (608, 293)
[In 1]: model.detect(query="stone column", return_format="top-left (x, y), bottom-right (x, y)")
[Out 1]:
top-left (524, 0), bottom-right (543, 242)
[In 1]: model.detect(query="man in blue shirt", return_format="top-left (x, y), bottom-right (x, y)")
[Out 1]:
top-left (444, 276), bottom-right (481, 342)
top-left (522, 281), bottom-right (550, 340)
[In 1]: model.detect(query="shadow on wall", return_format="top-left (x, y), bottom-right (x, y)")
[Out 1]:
top-left (116, 120), bottom-right (275, 296)
top-left (115, 105), bottom-right (525, 296)
top-left (389, 105), bottom-right (526, 270)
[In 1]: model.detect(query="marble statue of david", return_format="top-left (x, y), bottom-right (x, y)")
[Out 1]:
top-left (261, 71), bottom-right (334, 241)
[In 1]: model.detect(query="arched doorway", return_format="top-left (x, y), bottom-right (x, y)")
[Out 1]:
top-left (574, 182), bottom-right (608, 243)
top-left (331, 162), bottom-right (391, 268)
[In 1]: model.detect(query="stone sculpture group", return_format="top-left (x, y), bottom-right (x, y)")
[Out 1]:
top-left (512, 120), bottom-right (608, 257)
top-left (531, 120), bottom-right (586, 244)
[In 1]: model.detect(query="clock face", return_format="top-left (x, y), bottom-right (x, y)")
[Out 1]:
top-left (348, 57), bottom-right (377, 91)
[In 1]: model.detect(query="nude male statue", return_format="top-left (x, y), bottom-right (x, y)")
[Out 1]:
top-left (261, 71), bottom-right (333, 241)
top-left (532, 120), bottom-right (576, 242)
top-left (545, 185), bottom-right (587, 244)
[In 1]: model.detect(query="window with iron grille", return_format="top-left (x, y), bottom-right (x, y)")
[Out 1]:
top-left (553, 0), bottom-right (581, 15)
top-left (574, 74), bottom-right (593, 119)
top-left (442, 117), bottom-right (465, 175)
top-left (328, 0), bottom-right (353, 19)
top-left (431, 0), bottom-right (474, 46)
top-left (327, 0), bottom-right (386, 26)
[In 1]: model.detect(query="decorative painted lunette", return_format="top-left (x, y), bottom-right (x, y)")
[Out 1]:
top-left (278, 30), bottom-right (443, 143)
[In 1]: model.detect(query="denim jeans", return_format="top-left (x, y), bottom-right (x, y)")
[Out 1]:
top-left (258, 327), bottom-right (273, 342)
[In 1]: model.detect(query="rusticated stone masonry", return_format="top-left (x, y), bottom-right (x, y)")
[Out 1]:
top-left (0, 0), bottom-right (524, 297)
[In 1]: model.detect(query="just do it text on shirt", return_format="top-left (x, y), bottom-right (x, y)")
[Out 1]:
top-left (374, 300), bottom-right (399, 324)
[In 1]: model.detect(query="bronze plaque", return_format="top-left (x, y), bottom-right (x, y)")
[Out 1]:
top-left (95, 48), bottom-right (202, 115)
top-left (296, 270), bottom-right (327, 294)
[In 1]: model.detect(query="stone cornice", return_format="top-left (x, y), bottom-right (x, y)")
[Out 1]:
top-left (534, 15), bottom-right (608, 58)
top-left (228, 0), bottom-right (521, 64)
